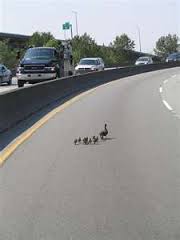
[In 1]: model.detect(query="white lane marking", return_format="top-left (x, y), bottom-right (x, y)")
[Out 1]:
top-left (163, 100), bottom-right (173, 111)
top-left (159, 87), bottom-right (162, 93)
top-left (164, 80), bottom-right (168, 84)
top-left (172, 74), bottom-right (177, 78)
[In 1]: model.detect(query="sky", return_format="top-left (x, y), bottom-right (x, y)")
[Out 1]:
top-left (0, 0), bottom-right (179, 53)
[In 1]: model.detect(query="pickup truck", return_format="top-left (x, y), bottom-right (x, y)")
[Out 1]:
top-left (16, 47), bottom-right (63, 87)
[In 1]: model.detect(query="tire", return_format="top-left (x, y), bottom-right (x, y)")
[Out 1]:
top-left (68, 71), bottom-right (73, 76)
top-left (53, 73), bottom-right (58, 80)
top-left (7, 76), bottom-right (12, 85)
top-left (56, 68), bottom-right (60, 78)
top-left (18, 80), bottom-right (24, 88)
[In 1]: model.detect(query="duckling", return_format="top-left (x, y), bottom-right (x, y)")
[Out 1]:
top-left (93, 136), bottom-right (99, 144)
top-left (78, 137), bottom-right (82, 144)
top-left (83, 137), bottom-right (89, 145)
top-left (92, 136), bottom-right (96, 140)
top-left (99, 124), bottom-right (108, 140)
top-left (74, 139), bottom-right (78, 145)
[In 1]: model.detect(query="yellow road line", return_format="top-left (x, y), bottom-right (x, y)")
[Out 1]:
top-left (0, 88), bottom-right (96, 166)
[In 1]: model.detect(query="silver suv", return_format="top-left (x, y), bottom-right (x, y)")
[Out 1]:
top-left (135, 56), bottom-right (153, 66)
top-left (75, 58), bottom-right (105, 74)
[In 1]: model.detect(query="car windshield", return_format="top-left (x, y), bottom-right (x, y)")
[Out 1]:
top-left (24, 48), bottom-right (54, 60)
top-left (79, 59), bottom-right (98, 65)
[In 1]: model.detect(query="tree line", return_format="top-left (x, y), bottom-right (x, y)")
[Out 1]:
top-left (0, 31), bottom-right (179, 70)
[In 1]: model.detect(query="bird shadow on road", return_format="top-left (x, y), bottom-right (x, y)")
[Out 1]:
top-left (103, 137), bottom-right (116, 141)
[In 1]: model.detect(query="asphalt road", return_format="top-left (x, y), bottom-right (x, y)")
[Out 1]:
top-left (161, 73), bottom-right (180, 118)
top-left (1, 68), bottom-right (180, 240)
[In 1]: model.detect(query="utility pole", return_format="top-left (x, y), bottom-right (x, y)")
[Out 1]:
top-left (72, 11), bottom-right (79, 36)
top-left (70, 24), bottom-right (73, 39)
top-left (137, 26), bottom-right (142, 52)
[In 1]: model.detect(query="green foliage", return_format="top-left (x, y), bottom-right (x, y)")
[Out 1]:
top-left (110, 34), bottom-right (136, 65)
top-left (154, 34), bottom-right (179, 58)
top-left (28, 32), bottom-right (55, 47)
top-left (112, 34), bottom-right (135, 51)
top-left (0, 41), bottom-right (17, 69)
top-left (45, 39), bottom-right (61, 49)
top-left (72, 33), bottom-right (98, 64)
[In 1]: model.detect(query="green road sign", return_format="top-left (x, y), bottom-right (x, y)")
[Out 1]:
top-left (63, 22), bottom-right (71, 30)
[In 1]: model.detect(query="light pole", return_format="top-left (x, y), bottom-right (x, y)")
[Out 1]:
top-left (70, 24), bottom-right (73, 39)
top-left (137, 26), bottom-right (142, 52)
top-left (1, 0), bottom-right (5, 32)
top-left (72, 11), bottom-right (79, 36)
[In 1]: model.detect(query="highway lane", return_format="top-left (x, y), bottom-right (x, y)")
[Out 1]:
top-left (161, 73), bottom-right (180, 118)
top-left (1, 68), bottom-right (180, 239)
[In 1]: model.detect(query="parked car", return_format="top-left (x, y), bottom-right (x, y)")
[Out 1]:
top-left (75, 58), bottom-right (105, 74)
top-left (0, 64), bottom-right (12, 85)
top-left (135, 56), bottom-right (153, 66)
top-left (166, 52), bottom-right (180, 63)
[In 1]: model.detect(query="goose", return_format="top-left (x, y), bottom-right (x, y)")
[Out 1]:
top-left (99, 124), bottom-right (108, 140)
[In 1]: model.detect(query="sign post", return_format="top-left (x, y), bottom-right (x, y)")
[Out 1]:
top-left (62, 22), bottom-right (73, 39)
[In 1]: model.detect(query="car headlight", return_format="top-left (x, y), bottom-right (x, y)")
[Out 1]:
top-left (45, 66), bottom-right (56, 71)
top-left (17, 66), bottom-right (24, 72)
top-left (91, 66), bottom-right (97, 70)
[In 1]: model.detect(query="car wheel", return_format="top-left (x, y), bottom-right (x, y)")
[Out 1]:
top-left (18, 80), bottom-right (24, 88)
top-left (7, 76), bottom-right (12, 85)
top-left (56, 68), bottom-right (61, 78)
top-left (68, 71), bottom-right (73, 76)
top-left (54, 73), bottom-right (58, 79)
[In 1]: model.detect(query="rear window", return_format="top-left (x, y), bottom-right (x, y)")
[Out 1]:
top-left (79, 59), bottom-right (98, 65)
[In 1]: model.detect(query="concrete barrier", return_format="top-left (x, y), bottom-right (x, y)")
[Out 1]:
top-left (0, 62), bottom-right (179, 133)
